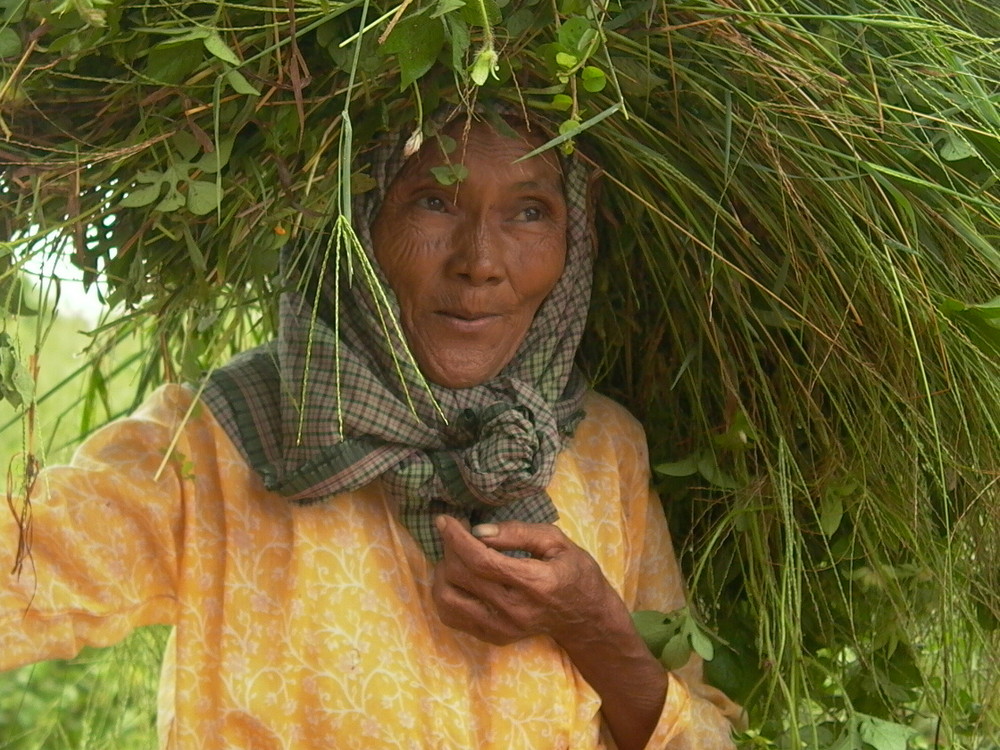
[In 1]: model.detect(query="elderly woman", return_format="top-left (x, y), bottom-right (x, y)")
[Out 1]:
top-left (1, 112), bottom-right (741, 748)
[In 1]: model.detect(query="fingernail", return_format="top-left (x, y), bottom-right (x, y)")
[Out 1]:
top-left (471, 523), bottom-right (499, 539)
top-left (435, 515), bottom-right (447, 532)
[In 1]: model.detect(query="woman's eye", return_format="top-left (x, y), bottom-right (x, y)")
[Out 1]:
top-left (417, 196), bottom-right (447, 212)
top-left (516, 206), bottom-right (543, 222)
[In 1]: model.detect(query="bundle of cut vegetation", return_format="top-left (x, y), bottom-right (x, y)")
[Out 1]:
top-left (1, 0), bottom-right (998, 746)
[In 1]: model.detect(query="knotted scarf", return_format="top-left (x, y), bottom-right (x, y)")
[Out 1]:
top-left (201, 111), bottom-right (595, 559)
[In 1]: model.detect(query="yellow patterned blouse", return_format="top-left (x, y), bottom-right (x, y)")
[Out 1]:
top-left (2, 385), bottom-right (741, 749)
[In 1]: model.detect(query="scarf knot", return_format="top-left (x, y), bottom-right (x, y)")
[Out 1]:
top-left (453, 396), bottom-right (556, 507)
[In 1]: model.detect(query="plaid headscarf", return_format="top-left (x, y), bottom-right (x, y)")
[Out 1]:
top-left (201, 112), bottom-right (595, 559)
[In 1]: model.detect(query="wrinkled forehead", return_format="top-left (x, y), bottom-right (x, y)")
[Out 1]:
top-left (392, 119), bottom-right (564, 190)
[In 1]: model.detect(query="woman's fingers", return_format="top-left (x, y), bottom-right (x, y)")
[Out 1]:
top-left (432, 515), bottom-right (615, 645)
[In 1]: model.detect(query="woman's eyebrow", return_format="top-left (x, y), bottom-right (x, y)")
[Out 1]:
top-left (511, 179), bottom-right (562, 193)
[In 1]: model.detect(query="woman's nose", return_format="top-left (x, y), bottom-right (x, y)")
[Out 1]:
top-left (448, 218), bottom-right (504, 285)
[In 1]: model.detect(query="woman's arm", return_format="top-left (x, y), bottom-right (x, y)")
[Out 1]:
top-left (432, 515), bottom-right (668, 750)
top-left (2, 387), bottom-right (191, 670)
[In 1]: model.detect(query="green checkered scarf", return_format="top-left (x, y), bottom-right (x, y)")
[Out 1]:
top-left (202, 116), bottom-right (594, 560)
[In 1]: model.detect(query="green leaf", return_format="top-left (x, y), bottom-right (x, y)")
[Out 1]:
top-left (580, 65), bottom-right (606, 92)
top-left (187, 180), bottom-right (222, 215)
top-left (654, 453), bottom-right (700, 477)
top-left (551, 94), bottom-right (573, 111)
top-left (941, 295), bottom-right (1000, 359)
top-left (1, 0), bottom-right (29, 23)
top-left (430, 163), bottom-right (468, 185)
top-left (558, 118), bottom-right (581, 136)
top-left (445, 15), bottom-right (470, 73)
top-left (0, 334), bottom-right (33, 408)
top-left (196, 137), bottom-right (235, 173)
top-left (688, 627), bottom-right (715, 661)
top-left (381, 13), bottom-right (446, 90)
top-left (470, 47), bottom-right (499, 86)
top-left (145, 39), bottom-right (205, 84)
top-left (182, 226), bottom-right (207, 273)
top-left (431, 0), bottom-right (465, 17)
top-left (857, 715), bottom-right (916, 750)
top-left (555, 51), bottom-right (578, 70)
top-left (204, 32), bottom-right (240, 66)
top-left (631, 611), bottom-right (675, 655)
top-left (460, 0), bottom-right (499, 25)
top-left (171, 130), bottom-right (200, 161)
top-left (0, 27), bottom-right (21, 58)
top-left (820, 489), bottom-right (844, 538)
top-left (155, 188), bottom-right (185, 213)
top-left (120, 182), bottom-right (164, 208)
top-left (557, 15), bottom-right (592, 52)
top-left (659, 632), bottom-right (693, 671)
top-left (696, 452), bottom-right (740, 489)
top-left (0, 273), bottom-right (37, 316)
top-left (225, 69), bottom-right (259, 96)
top-left (938, 132), bottom-right (978, 161)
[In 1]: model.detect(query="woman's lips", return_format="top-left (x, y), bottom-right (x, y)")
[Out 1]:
top-left (435, 310), bottom-right (501, 332)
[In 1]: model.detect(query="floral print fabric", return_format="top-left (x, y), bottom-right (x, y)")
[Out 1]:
top-left (1, 385), bottom-right (740, 749)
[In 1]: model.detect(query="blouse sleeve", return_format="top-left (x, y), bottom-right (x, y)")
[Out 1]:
top-left (1, 386), bottom-right (198, 670)
top-left (610, 401), bottom-right (746, 749)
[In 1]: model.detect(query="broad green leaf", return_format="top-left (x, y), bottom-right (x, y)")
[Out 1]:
top-left (0, 27), bottom-right (21, 57)
top-left (182, 226), bottom-right (207, 273)
top-left (445, 15), bottom-right (470, 73)
top-left (172, 131), bottom-right (200, 161)
top-left (145, 39), bottom-right (204, 84)
top-left (659, 632), bottom-right (692, 671)
top-left (654, 453), bottom-right (699, 477)
top-left (460, 0), bottom-right (499, 25)
top-left (431, 0), bottom-right (465, 17)
top-left (135, 169), bottom-right (163, 183)
top-left (631, 610), bottom-right (674, 655)
top-left (1, 0), bottom-right (28, 23)
top-left (470, 47), bottom-right (498, 86)
top-left (941, 295), bottom-right (1000, 359)
top-left (204, 33), bottom-right (240, 66)
top-left (581, 65), bottom-right (606, 92)
top-left (697, 452), bottom-right (740, 489)
top-left (196, 137), bottom-right (236, 173)
top-left (350, 171), bottom-right (378, 194)
top-left (0, 273), bottom-right (36, 316)
top-left (551, 94), bottom-right (573, 111)
top-left (381, 14), bottom-right (445, 90)
top-left (120, 182), bottom-right (164, 208)
top-left (430, 163), bottom-right (468, 185)
top-left (187, 180), bottom-right (223, 215)
top-left (857, 715), bottom-right (916, 750)
top-left (504, 7), bottom-right (535, 37)
top-left (555, 51), bottom-right (577, 70)
top-left (156, 188), bottom-right (185, 213)
top-left (152, 28), bottom-right (209, 48)
top-left (938, 133), bottom-right (978, 161)
top-left (820, 490), bottom-right (844, 538)
top-left (0, 334), bottom-right (33, 408)
top-left (558, 118), bottom-right (581, 136)
top-left (688, 627), bottom-right (715, 661)
top-left (557, 15), bottom-right (591, 52)
top-left (225, 69), bottom-right (259, 96)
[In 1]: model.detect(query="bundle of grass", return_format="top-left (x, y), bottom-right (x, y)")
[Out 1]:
top-left (2, 0), bottom-right (998, 745)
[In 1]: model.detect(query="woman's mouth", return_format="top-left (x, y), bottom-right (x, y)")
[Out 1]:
top-left (436, 310), bottom-right (500, 331)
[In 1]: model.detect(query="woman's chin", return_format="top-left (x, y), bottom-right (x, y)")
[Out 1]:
top-left (418, 352), bottom-right (508, 390)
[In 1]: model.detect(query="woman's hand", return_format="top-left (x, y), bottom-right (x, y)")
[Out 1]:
top-left (431, 515), bottom-right (669, 750)
top-left (431, 515), bottom-right (614, 646)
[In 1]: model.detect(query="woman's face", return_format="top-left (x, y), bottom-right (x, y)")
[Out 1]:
top-left (372, 122), bottom-right (567, 389)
